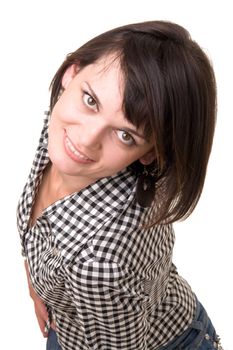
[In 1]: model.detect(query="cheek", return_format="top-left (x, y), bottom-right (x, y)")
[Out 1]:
top-left (48, 120), bottom-right (58, 141)
top-left (103, 147), bottom-right (140, 170)
top-left (51, 95), bottom-right (73, 123)
top-left (51, 96), bottom-right (64, 116)
top-left (48, 119), bottom-right (64, 154)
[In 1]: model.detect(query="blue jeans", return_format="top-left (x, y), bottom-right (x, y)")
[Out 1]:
top-left (159, 298), bottom-right (223, 350)
top-left (46, 299), bottom-right (223, 350)
top-left (46, 328), bottom-right (62, 350)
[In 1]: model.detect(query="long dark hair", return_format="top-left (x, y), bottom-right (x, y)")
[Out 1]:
top-left (50, 21), bottom-right (217, 225)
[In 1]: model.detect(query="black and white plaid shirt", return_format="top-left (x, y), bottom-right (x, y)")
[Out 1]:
top-left (17, 115), bottom-right (196, 350)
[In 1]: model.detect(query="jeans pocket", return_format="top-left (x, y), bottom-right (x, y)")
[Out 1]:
top-left (175, 321), bottom-right (224, 350)
top-left (175, 322), bottom-right (204, 349)
top-left (159, 324), bottom-right (203, 350)
top-left (159, 299), bottom-right (223, 350)
top-left (196, 331), bottom-right (224, 350)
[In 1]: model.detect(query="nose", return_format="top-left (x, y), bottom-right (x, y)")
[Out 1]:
top-left (77, 118), bottom-right (105, 151)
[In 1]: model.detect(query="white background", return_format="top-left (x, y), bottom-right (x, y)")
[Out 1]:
top-left (0, 0), bottom-right (232, 349)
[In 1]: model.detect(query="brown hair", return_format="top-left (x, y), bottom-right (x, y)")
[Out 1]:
top-left (50, 21), bottom-right (217, 225)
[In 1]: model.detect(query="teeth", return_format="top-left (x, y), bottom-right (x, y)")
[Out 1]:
top-left (66, 137), bottom-right (91, 160)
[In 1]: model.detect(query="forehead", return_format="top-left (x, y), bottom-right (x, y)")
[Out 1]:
top-left (82, 55), bottom-right (123, 86)
top-left (87, 53), bottom-right (122, 74)
top-left (78, 54), bottom-right (125, 111)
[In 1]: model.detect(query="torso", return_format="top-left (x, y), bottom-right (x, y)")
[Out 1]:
top-left (29, 163), bottom-right (61, 228)
top-left (29, 162), bottom-right (82, 228)
top-left (17, 116), bottom-right (196, 350)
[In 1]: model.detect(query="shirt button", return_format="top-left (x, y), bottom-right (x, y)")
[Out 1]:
top-left (52, 248), bottom-right (60, 256)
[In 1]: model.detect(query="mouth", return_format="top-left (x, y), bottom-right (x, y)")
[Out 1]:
top-left (64, 132), bottom-right (95, 163)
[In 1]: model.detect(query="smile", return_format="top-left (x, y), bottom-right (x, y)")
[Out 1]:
top-left (64, 132), bottom-right (94, 163)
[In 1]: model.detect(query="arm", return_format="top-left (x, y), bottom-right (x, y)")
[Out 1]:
top-left (24, 260), bottom-right (55, 337)
top-left (66, 259), bottom-right (148, 350)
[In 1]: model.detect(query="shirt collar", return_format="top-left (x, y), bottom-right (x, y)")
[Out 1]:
top-left (27, 113), bottom-right (141, 251)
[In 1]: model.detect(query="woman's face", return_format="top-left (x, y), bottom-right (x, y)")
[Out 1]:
top-left (48, 55), bottom-right (155, 186)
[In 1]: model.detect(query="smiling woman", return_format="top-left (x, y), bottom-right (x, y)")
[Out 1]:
top-left (48, 56), bottom-right (155, 196)
top-left (17, 20), bottom-right (223, 350)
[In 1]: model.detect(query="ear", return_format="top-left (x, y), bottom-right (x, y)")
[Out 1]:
top-left (139, 149), bottom-right (155, 165)
top-left (61, 64), bottom-right (78, 89)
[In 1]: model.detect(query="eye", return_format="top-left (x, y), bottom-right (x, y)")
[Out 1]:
top-left (116, 130), bottom-right (135, 146)
top-left (83, 92), bottom-right (97, 111)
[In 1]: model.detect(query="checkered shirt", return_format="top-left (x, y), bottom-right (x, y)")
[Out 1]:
top-left (17, 115), bottom-right (196, 350)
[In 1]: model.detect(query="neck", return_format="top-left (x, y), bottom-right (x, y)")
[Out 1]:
top-left (46, 164), bottom-right (95, 199)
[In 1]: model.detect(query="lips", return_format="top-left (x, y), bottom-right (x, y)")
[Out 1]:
top-left (64, 132), bottom-right (94, 163)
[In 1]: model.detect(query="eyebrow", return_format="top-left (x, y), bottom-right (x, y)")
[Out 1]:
top-left (84, 81), bottom-right (146, 141)
top-left (84, 81), bottom-right (102, 109)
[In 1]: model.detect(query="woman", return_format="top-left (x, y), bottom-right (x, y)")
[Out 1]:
top-left (17, 21), bottom-right (223, 349)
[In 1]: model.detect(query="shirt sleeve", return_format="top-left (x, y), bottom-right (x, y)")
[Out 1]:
top-left (21, 247), bottom-right (26, 258)
top-left (66, 258), bottom-right (148, 350)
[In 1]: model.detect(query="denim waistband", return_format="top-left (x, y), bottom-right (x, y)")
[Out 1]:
top-left (159, 297), bottom-right (223, 350)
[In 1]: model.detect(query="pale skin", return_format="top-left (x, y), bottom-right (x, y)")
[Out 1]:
top-left (26, 54), bottom-right (155, 337)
